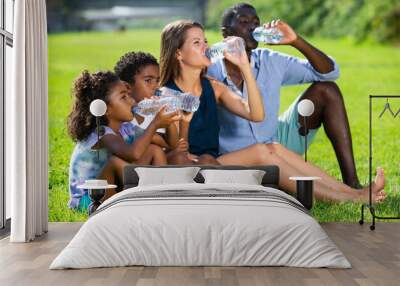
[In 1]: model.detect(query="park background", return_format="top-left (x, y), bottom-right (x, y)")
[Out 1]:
top-left (47, 0), bottom-right (400, 221)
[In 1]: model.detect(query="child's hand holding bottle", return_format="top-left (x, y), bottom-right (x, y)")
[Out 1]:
top-left (153, 105), bottom-right (182, 128)
top-left (180, 111), bottom-right (194, 123)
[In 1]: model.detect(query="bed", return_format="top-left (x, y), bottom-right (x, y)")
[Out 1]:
top-left (50, 165), bottom-right (351, 269)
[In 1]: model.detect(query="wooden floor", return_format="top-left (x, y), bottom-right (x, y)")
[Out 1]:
top-left (0, 222), bottom-right (399, 286)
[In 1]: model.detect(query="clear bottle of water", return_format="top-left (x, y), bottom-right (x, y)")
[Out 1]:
top-left (205, 36), bottom-right (245, 62)
top-left (132, 98), bottom-right (162, 116)
top-left (154, 87), bottom-right (180, 98)
top-left (156, 87), bottom-right (200, 113)
top-left (132, 88), bottom-right (200, 116)
top-left (158, 97), bottom-right (181, 113)
top-left (179, 94), bottom-right (200, 112)
top-left (252, 26), bottom-right (283, 44)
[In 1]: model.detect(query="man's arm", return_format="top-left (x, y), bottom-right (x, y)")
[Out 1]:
top-left (266, 20), bottom-right (334, 73)
top-left (290, 36), bottom-right (334, 74)
top-left (263, 20), bottom-right (339, 85)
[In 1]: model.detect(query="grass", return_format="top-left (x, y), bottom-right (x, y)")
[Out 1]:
top-left (48, 29), bottom-right (400, 222)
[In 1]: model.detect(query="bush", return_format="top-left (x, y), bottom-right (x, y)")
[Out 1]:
top-left (206, 0), bottom-right (400, 43)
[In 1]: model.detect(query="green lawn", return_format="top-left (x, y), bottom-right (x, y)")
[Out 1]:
top-left (48, 29), bottom-right (400, 222)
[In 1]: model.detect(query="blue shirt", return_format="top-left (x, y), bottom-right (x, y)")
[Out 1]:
top-left (207, 48), bottom-right (340, 154)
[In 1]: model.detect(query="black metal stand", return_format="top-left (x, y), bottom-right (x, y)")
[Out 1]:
top-left (290, 177), bottom-right (318, 210)
top-left (359, 95), bottom-right (400, 230)
top-left (88, 188), bottom-right (106, 215)
top-left (296, 180), bottom-right (313, 210)
top-left (96, 117), bottom-right (100, 161)
top-left (304, 116), bottom-right (308, 162)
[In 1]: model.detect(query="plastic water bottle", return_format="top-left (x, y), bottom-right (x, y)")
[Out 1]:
top-left (205, 36), bottom-right (245, 62)
top-left (132, 97), bottom-right (178, 116)
top-left (132, 99), bottom-right (162, 116)
top-left (132, 88), bottom-right (200, 116)
top-left (154, 87), bottom-right (181, 98)
top-left (180, 94), bottom-right (200, 112)
top-left (158, 97), bottom-right (181, 113)
top-left (156, 87), bottom-right (200, 113)
top-left (252, 26), bottom-right (283, 44)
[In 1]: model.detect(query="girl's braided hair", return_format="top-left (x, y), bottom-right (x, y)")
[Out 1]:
top-left (67, 70), bottom-right (119, 142)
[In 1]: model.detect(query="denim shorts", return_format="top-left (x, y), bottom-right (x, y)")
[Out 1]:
top-left (277, 95), bottom-right (319, 154)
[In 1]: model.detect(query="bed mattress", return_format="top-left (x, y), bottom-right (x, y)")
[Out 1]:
top-left (50, 183), bottom-right (351, 269)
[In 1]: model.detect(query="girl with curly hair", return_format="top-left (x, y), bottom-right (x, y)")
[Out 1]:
top-left (67, 70), bottom-right (180, 210)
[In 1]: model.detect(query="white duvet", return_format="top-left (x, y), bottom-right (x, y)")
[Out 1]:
top-left (50, 183), bottom-right (351, 269)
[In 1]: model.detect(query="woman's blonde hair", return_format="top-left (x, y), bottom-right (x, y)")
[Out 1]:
top-left (159, 20), bottom-right (204, 86)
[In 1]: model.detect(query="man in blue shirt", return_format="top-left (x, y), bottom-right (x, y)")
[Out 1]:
top-left (207, 3), bottom-right (362, 188)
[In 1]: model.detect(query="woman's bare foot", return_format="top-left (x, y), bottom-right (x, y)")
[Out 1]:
top-left (356, 167), bottom-right (386, 203)
top-left (197, 154), bottom-right (220, 165)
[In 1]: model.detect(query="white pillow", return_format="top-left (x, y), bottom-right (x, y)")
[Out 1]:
top-left (135, 167), bottom-right (201, 186)
top-left (200, 169), bottom-right (266, 185)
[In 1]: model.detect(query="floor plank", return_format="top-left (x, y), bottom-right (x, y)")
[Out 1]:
top-left (0, 222), bottom-right (399, 286)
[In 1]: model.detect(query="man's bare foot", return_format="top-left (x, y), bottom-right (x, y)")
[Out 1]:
top-left (356, 167), bottom-right (386, 203)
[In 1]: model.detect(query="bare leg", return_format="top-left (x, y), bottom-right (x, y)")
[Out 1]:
top-left (97, 156), bottom-right (129, 199)
top-left (268, 143), bottom-right (386, 203)
top-left (217, 144), bottom-right (386, 203)
top-left (166, 150), bottom-right (194, 165)
top-left (165, 151), bottom-right (218, 165)
top-left (298, 82), bottom-right (361, 188)
top-left (217, 144), bottom-right (352, 201)
top-left (197, 154), bottom-right (220, 165)
top-left (136, 144), bottom-right (167, 165)
top-left (270, 143), bottom-right (359, 190)
top-left (98, 145), bottom-right (167, 183)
